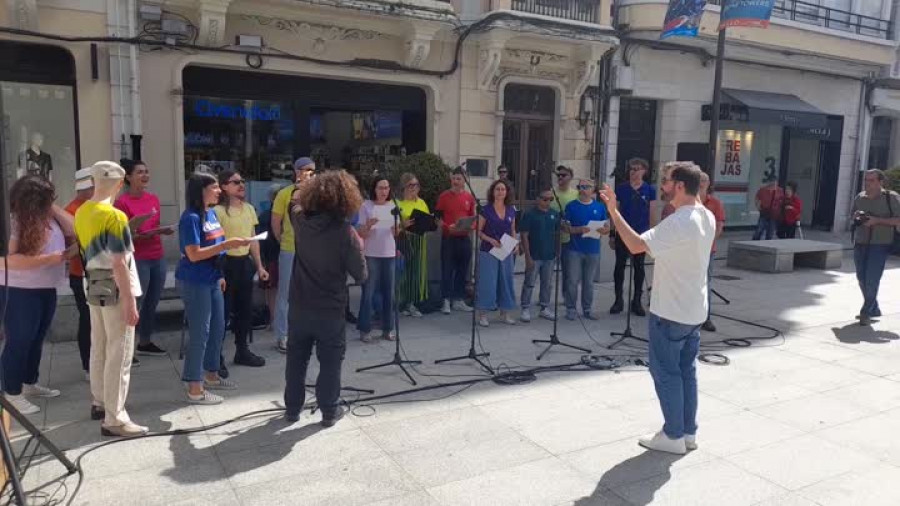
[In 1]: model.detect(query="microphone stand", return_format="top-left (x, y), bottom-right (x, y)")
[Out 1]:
top-left (433, 169), bottom-right (493, 374)
top-left (608, 256), bottom-right (643, 349)
top-left (532, 185), bottom-right (591, 360)
top-left (356, 198), bottom-right (422, 385)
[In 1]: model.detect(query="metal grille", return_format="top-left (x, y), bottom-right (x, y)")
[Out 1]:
top-left (707, 0), bottom-right (891, 39)
top-left (511, 0), bottom-right (601, 23)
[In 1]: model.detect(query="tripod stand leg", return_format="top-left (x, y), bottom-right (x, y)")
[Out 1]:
top-left (0, 398), bottom-right (76, 474)
top-left (711, 288), bottom-right (730, 305)
top-left (0, 415), bottom-right (27, 506)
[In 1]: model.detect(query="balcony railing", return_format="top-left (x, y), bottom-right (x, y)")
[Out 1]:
top-left (511, 0), bottom-right (601, 23)
top-left (708, 0), bottom-right (891, 39)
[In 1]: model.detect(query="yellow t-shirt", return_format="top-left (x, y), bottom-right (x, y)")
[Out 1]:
top-left (396, 198), bottom-right (429, 221)
top-left (551, 188), bottom-right (580, 244)
top-left (272, 184), bottom-right (296, 253)
top-left (213, 203), bottom-right (259, 257)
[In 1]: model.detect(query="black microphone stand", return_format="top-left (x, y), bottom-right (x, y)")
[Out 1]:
top-left (433, 168), bottom-right (493, 374)
top-left (608, 256), bottom-right (644, 349)
top-left (532, 185), bottom-right (591, 360)
top-left (356, 199), bottom-right (422, 385)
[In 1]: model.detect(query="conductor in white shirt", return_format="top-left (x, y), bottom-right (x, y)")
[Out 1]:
top-left (598, 161), bottom-right (716, 455)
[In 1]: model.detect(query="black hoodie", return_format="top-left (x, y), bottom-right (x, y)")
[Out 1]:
top-left (288, 211), bottom-right (367, 316)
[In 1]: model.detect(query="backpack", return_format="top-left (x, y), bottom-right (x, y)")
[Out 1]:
top-left (884, 191), bottom-right (900, 255)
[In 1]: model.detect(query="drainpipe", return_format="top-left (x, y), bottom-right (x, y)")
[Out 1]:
top-left (849, 79), bottom-right (874, 230)
top-left (127, 0), bottom-right (142, 159)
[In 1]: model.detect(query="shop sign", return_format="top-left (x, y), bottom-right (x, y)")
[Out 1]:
top-left (719, 0), bottom-right (776, 29)
top-left (660, 0), bottom-right (708, 39)
top-left (191, 99), bottom-right (281, 121)
top-left (716, 131), bottom-right (752, 185)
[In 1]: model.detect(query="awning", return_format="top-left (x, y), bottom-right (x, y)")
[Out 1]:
top-left (704, 89), bottom-right (828, 130)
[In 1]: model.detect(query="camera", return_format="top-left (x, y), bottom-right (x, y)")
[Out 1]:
top-left (854, 211), bottom-right (870, 226)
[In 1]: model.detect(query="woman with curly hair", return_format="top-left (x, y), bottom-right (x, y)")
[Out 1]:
top-left (1, 175), bottom-right (76, 414)
top-left (284, 170), bottom-right (366, 427)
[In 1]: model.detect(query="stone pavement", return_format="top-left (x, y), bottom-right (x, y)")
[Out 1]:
top-left (10, 249), bottom-right (900, 506)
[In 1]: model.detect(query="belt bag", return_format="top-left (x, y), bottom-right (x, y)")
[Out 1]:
top-left (85, 268), bottom-right (119, 307)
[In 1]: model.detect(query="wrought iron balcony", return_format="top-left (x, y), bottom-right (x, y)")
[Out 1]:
top-left (708, 0), bottom-right (891, 39)
top-left (511, 0), bottom-right (601, 23)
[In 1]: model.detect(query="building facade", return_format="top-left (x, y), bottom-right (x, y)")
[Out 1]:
top-left (2, 0), bottom-right (894, 242)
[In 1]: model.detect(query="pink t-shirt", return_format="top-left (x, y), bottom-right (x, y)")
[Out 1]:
top-left (115, 191), bottom-right (163, 261)
top-left (2, 219), bottom-right (66, 289)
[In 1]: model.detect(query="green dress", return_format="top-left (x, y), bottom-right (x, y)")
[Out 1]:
top-left (396, 198), bottom-right (429, 309)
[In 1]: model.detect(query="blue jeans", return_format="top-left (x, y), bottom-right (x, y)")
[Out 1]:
top-left (179, 280), bottom-right (225, 382)
top-left (648, 313), bottom-right (701, 439)
top-left (752, 216), bottom-right (776, 240)
top-left (274, 250), bottom-right (295, 341)
top-left (0, 288), bottom-right (56, 395)
top-left (854, 244), bottom-right (891, 317)
top-left (475, 251), bottom-right (516, 311)
top-left (136, 258), bottom-right (166, 344)
top-left (358, 257), bottom-right (395, 334)
top-left (564, 250), bottom-right (600, 313)
top-left (521, 259), bottom-right (554, 309)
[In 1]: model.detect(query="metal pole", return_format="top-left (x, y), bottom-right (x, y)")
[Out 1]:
top-left (707, 27), bottom-right (727, 185)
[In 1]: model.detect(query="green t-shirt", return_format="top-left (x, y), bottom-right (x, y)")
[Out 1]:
top-left (520, 207), bottom-right (560, 261)
top-left (551, 188), bottom-right (579, 244)
top-left (852, 190), bottom-right (900, 245)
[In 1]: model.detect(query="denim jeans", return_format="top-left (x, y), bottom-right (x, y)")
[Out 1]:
top-left (441, 235), bottom-right (472, 301)
top-left (752, 216), bottom-right (776, 240)
top-left (475, 251), bottom-right (516, 311)
top-left (136, 258), bottom-right (166, 344)
top-left (179, 280), bottom-right (225, 382)
top-left (564, 250), bottom-right (600, 313)
top-left (648, 313), bottom-right (701, 439)
top-left (854, 244), bottom-right (891, 318)
top-left (274, 250), bottom-right (295, 340)
top-left (358, 257), bottom-right (395, 334)
top-left (0, 288), bottom-right (56, 395)
top-left (521, 259), bottom-right (554, 309)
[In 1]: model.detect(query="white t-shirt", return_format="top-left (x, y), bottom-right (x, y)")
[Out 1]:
top-left (640, 203), bottom-right (715, 325)
top-left (358, 200), bottom-right (397, 258)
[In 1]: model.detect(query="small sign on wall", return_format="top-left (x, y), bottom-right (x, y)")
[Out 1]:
top-left (465, 158), bottom-right (488, 177)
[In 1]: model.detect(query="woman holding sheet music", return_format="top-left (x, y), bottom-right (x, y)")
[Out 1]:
top-left (396, 173), bottom-right (430, 318)
top-left (475, 180), bottom-right (519, 327)
top-left (214, 170), bottom-right (269, 370)
top-left (356, 175), bottom-right (398, 342)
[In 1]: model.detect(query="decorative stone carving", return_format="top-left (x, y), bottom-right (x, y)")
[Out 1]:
top-left (504, 49), bottom-right (568, 65)
top-left (197, 0), bottom-right (232, 47)
top-left (572, 60), bottom-right (599, 98)
top-left (241, 14), bottom-right (390, 45)
top-left (403, 22), bottom-right (442, 69)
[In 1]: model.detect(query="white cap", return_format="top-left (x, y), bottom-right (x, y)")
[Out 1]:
top-left (75, 167), bottom-right (94, 191)
top-left (91, 161), bottom-right (126, 181)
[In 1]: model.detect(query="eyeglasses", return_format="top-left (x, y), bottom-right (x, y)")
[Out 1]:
top-left (576, 185), bottom-right (594, 191)
top-left (556, 173), bottom-right (571, 178)
top-left (539, 197), bottom-right (553, 201)
top-left (406, 183), bottom-right (420, 188)
top-left (227, 179), bottom-right (246, 186)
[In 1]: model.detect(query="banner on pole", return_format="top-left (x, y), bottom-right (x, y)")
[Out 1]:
top-left (719, 0), bottom-right (776, 29)
top-left (660, 0), bottom-right (708, 39)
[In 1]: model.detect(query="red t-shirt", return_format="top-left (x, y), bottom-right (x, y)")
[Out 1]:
top-left (703, 195), bottom-right (725, 254)
top-left (435, 189), bottom-right (476, 237)
top-left (115, 191), bottom-right (163, 261)
top-left (64, 198), bottom-right (87, 277)
top-left (775, 195), bottom-right (803, 225)
top-left (756, 185), bottom-right (784, 216)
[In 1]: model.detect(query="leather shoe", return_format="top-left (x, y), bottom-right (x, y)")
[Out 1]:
top-left (101, 422), bottom-right (148, 438)
top-left (609, 299), bottom-right (624, 314)
top-left (234, 349), bottom-right (266, 367)
top-left (321, 406), bottom-right (347, 428)
top-left (218, 355), bottom-right (230, 379)
top-left (702, 319), bottom-right (717, 332)
top-left (91, 405), bottom-right (105, 421)
top-left (631, 300), bottom-right (647, 317)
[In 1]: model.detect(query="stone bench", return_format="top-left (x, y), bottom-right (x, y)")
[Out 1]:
top-left (727, 239), bottom-right (843, 273)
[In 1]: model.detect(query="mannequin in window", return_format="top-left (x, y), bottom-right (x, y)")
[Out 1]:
top-left (22, 133), bottom-right (54, 181)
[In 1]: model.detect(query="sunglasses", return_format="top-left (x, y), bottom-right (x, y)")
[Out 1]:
top-left (226, 179), bottom-right (246, 186)
top-left (576, 184), bottom-right (594, 191)
top-left (556, 173), bottom-right (571, 178)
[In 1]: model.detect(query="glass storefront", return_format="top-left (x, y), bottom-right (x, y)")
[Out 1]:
top-left (713, 125), bottom-right (783, 227)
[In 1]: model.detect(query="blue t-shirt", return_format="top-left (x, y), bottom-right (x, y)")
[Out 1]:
top-left (565, 199), bottom-right (607, 255)
top-left (615, 182), bottom-right (656, 234)
top-left (520, 208), bottom-right (559, 261)
top-left (175, 209), bottom-right (225, 285)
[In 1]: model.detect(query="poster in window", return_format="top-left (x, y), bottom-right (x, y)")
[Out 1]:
top-left (716, 131), bottom-right (753, 185)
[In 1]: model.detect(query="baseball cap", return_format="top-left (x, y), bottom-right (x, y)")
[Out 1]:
top-left (91, 161), bottom-right (126, 181)
top-left (293, 157), bottom-right (315, 171)
top-left (75, 167), bottom-right (94, 191)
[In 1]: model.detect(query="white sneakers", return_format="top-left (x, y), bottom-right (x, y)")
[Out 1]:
top-left (478, 315), bottom-right (490, 327)
top-left (23, 383), bottom-right (60, 398)
top-left (520, 308), bottom-right (532, 322)
top-left (443, 299), bottom-right (474, 315)
top-left (638, 431), bottom-right (687, 455)
top-left (403, 306), bottom-right (423, 318)
top-left (6, 394), bottom-right (40, 415)
top-left (685, 434), bottom-right (698, 451)
top-left (539, 308), bottom-right (557, 321)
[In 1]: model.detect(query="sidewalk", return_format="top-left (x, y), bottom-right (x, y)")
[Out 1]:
top-left (12, 250), bottom-right (900, 505)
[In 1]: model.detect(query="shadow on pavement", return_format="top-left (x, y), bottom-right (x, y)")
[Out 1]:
top-left (832, 323), bottom-right (900, 344)
top-left (574, 450), bottom-right (685, 506)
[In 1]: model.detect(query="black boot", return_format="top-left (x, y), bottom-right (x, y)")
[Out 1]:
top-left (234, 347), bottom-right (266, 367)
top-left (218, 355), bottom-right (230, 379)
top-left (702, 319), bottom-right (717, 332)
top-left (631, 298), bottom-right (646, 317)
top-left (609, 298), bottom-right (624, 314)
top-left (345, 307), bottom-right (358, 324)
